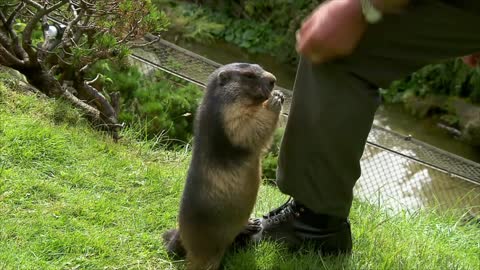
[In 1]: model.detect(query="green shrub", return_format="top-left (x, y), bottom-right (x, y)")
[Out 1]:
top-left (129, 73), bottom-right (202, 144)
top-left (382, 59), bottom-right (480, 105)
top-left (158, 1), bottom-right (226, 43)
top-left (261, 127), bottom-right (285, 181)
top-left (160, 1), bottom-right (320, 64)
top-left (87, 60), bottom-right (203, 145)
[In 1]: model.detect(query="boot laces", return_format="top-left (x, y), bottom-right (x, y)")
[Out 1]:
top-left (263, 198), bottom-right (303, 225)
top-left (263, 197), bottom-right (292, 218)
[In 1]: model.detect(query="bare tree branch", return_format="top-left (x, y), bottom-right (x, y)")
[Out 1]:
top-left (60, 86), bottom-right (102, 119)
top-left (0, 53), bottom-right (9, 66)
top-left (22, 0), bottom-right (42, 9)
top-left (0, 4), bottom-right (29, 61)
top-left (74, 78), bottom-right (121, 141)
top-left (0, 2), bottom-right (19, 8)
top-left (85, 73), bottom-right (100, 85)
top-left (6, 2), bottom-right (25, 28)
top-left (77, 49), bottom-right (117, 68)
top-left (0, 32), bottom-right (11, 49)
top-left (0, 44), bottom-right (24, 66)
top-left (69, 12), bottom-right (91, 44)
top-left (61, 8), bottom-right (84, 48)
top-left (0, 3), bottom-right (25, 37)
top-left (79, 82), bottom-right (114, 117)
top-left (130, 35), bottom-right (161, 49)
top-left (22, 0), bottom-right (69, 63)
top-left (80, 0), bottom-right (94, 8)
top-left (69, 0), bottom-right (78, 17)
top-left (118, 18), bottom-right (143, 44)
top-left (0, 11), bottom-right (10, 35)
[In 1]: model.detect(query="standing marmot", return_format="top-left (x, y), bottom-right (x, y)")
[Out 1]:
top-left (163, 63), bottom-right (285, 270)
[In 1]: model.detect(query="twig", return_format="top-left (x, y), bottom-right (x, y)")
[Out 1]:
top-left (79, 63), bottom-right (89, 73)
top-left (69, 0), bottom-right (78, 17)
top-left (118, 18), bottom-right (143, 44)
top-left (0, 10), bottom-right (7, 25)
top-left (130, 35), bottom-right (161, 49)
top-left (6, 2), bottom-right (25, 29)
top-left (62, 9), bottom-right (84, 47)
top-left (72, 14), bottom-right (90, 44)
top-left (22, 0), bottom-right (69, 64)
top-left (22, 0), bottom-right (42, 9)
top-left (0, 3), bottom-right (19, 8)
top-left (60, 86), bottom-right (101, 119)
top-left (85, 73), bottom-right (100, 85)
top-left (80, 0), bottom-right (94, 8)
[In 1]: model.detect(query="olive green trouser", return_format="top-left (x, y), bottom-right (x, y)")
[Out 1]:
top-left (276, 0), bottom-right (480, 218)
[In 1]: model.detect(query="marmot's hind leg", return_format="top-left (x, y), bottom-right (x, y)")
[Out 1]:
top-left (185, 249), bottom-right (225, 270)
top-left (231, 218), bottom-right (262, 249)
top-left (181, 225), bottom-right (233, 270)
top-left (162, 229), bottom-right (186, 258)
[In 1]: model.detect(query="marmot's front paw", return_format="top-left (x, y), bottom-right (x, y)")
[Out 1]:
top-left (232, 218), bottom-right (262, 247)
top-left (265, 90), bottom-right (285, 112)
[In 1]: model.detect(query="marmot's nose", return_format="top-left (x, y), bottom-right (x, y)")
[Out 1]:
top-left (263, 72), bottom-right (277, 90)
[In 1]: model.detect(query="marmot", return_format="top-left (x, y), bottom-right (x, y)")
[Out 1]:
top-left (163, 63), bottom-right (285, 270)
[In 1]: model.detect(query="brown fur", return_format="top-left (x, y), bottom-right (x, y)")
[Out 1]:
top-left (163, 63), bottom-right (284, 270)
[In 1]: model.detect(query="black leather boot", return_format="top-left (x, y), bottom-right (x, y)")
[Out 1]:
top-left (252, 198), bottom-right (352, 255)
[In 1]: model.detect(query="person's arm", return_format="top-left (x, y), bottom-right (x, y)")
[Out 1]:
top-left (296, 0), bottom-right (410, 64)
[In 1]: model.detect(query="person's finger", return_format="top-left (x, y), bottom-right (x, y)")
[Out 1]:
top-left (306, 49), bottom-right (333, 64)
top-left (299, 14), bottom-right (315, 37)
top-left (296, 23), bottom-right (311, 52)
top-left (296, 19), bottom-right (316, 53)
top-left (297, 36), bottom-right (331, 64)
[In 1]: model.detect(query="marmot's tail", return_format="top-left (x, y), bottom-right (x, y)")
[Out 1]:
top-left (162, 228), bottom-right (186, 258)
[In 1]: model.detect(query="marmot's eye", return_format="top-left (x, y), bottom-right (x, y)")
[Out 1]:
top-left (244, 73), bottom-right (256, 79)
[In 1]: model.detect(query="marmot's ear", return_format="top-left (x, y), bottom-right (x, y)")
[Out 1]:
top-left (218, 70), bottom-right (229, 86)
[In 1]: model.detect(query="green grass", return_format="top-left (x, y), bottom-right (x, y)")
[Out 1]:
top-left (1, 74), bottom-right (479, 270)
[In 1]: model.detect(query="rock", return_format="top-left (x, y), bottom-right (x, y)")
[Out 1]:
top-left (403, 95), bottom-right (448, 118)
top-left (453, 98), bottom-right (480, 147)
top-left (128, 48), bottom-right (162, 77)
top-left (402, 94), bottom-right (480, 147)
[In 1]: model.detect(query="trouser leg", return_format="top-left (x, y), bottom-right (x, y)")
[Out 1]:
top-left (276, 0), bottom-right (480, 218)
top-left (276, 57), bottom-right (381, 218)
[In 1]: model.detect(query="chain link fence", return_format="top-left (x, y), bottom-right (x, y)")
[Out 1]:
top-left (131, 36), bottom-right (480, 218)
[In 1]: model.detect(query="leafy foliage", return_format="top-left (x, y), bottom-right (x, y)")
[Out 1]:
top-left (261, 127), bottom-right (284, 181)
top-left (88, 60), bottom-right (203, 145)
top-left (382, 59), bottom-right (480, 104)
top-left (160, 0), bottom-right (320, 63)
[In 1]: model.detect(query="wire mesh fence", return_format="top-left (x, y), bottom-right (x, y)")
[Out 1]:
top-left (130, 36), bottom-right (480, 218)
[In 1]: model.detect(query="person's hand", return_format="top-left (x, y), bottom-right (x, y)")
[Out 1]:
top-left (462, 53), bottom-right (480, 68)
top-left (296, 0), bottom-right (411, 64)
top-left (296, 0), bottom-right (367, 64)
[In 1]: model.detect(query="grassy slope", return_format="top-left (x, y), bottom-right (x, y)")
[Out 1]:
top-left (0, 75), bottom-right (479, 270)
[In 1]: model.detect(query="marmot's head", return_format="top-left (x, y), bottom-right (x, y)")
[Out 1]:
top-left (208, 63), bottom-right (277, 104)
